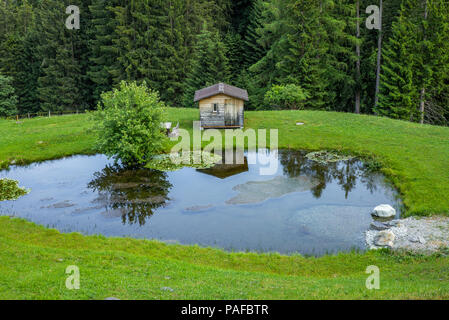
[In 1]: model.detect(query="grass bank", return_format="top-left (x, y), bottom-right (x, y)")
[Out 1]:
top-left (1, 217), bottom-right (448, 299)
top-left (1, 109), bottom-right (449, 299)
top-left (0, 114), bottom-right (96, 168)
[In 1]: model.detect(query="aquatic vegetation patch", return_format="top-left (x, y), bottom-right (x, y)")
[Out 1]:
top-left (226, 176), bottom-right (320, 205)
top-left (0, 178), bottom-right (30, 201)
top-left (146, 152), bottom-right (222, 171)
top-left (306, 150), bottom-right (354, 164)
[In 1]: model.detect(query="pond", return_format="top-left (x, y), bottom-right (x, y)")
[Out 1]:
top-left (0, 150), bottom-right (401, 256)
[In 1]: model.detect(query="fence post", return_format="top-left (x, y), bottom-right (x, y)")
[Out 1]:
top-left (28, 113), bottom-right (30, 119)
top-left (48, 111), bottom-right (51, 118)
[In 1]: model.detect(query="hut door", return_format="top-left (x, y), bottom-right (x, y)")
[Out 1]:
top-left (224, 99), bottom-right (234, 126)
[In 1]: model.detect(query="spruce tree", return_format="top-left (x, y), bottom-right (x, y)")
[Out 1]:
top-left (35, 0), bottom-right (81, 111)
top-left (88, 0), bottom-right (117, 102)
top-left (242, 0), bottom-right (267, 70)
top-left (378, 0), bottom-right (449, 124)
top-left (0, 73), bottom-right (18, 117)
top-left (182, 25), bottom-right (230, 108)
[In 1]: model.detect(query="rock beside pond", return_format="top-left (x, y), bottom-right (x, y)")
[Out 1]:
top-left (370, 221), bottom-right (391, 231)
top-left (374, 230), bottom-right (395, 248)
top-left (371, 204), bottom-right (396, 218)
top-left (409, 236), bottom-right (427, 244)
top-left (366, 216), bottom-right (449, 253)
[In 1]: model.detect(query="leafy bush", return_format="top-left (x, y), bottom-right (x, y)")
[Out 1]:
top-left (95, 81), bottom-right (167, 166)
top-left (0, 178), bottom-right (29, 201)
top-left (264, 84), bottom-right (309, 110)
top-left (0, 74), bottom-right (18, 117)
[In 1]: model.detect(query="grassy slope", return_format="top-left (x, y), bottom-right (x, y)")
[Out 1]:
top-left (1, 217), bottom-right (449, 299)
top-left (0, 114), bottom-right (96, 168)
top-left (1, 110), bottom-right (449, 299)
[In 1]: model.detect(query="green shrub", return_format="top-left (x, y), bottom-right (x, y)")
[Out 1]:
top-left (0, 74), bottom-right (18, 117)
top-left (264, 84), bottom-right (308, 110)
top-left (94, 81), bottom-right (167, 166)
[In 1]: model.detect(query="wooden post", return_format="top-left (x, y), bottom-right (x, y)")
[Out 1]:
top-left (16, 115), bottom-right (19, 122)
top-left (28, 113), bottom-right (30, 119)
top-left (48, 110), bottom-right (51, 118)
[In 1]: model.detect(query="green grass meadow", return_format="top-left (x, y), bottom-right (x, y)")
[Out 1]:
top-left (1, 109), bottom-right (449, 299)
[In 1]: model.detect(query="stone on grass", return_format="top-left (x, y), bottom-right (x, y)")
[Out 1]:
top-left (372, 204), bottom-right (396, 218)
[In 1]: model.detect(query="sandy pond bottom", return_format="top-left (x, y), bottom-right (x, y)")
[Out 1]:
top-left (0, 150), bottom-right (401, 256)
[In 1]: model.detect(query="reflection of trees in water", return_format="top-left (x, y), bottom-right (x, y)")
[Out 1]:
top-left (279, 150), bottom-right (378, 198)
top-left (88, 165), bottom-right (172, 226)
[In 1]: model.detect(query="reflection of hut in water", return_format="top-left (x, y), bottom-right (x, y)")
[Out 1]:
top-left (197, 152), bottom-right (248, 179)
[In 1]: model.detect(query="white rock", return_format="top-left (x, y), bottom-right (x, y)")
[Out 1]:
top-left (374, 230), bottom-right (395, 248)
top-left (409, 235), bottom-right (426, 244)
top-left (372, 204), bottom-right (396, 218)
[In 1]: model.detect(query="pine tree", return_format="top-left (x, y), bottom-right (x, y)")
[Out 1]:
top-left (249, 0), bottom-right (292, 108)
top-left (318, 0), bottom-right (358, 111)
top-left (0, 73), bottom-right (18, 117)
top-left (88, 0), bottom-right (119, 102)
top-left (0, 0), bottom-right (40, 113)
top-left (378, 0), bottom-right (449, 124)
top-left (14, 31), bottom-right (41, 113)
top-left (242, 0), bottom-right (267, 70)
top-left (35, 0), bottom-right (81, 111)
top-left (377, 12), bottom-right (418, 120)
top-left (359, 0), bottom-right (403, 114)
top-left (224, 31), bottom-right (244, 84)
top-left (182, 25), bottom-right (230, 108)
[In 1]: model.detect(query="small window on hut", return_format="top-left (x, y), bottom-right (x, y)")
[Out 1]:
top-left (212, 103), bottom-right (218, 113)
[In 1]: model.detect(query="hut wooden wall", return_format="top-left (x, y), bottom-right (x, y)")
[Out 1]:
top-left (199, 94), bottom-right (244, 128)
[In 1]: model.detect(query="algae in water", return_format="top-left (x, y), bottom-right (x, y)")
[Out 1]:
top-left (0, 178), bottom-right (30, 201)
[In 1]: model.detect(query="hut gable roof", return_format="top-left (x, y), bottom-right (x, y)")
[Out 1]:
top-left (194, 83), bottom-right (249, 102)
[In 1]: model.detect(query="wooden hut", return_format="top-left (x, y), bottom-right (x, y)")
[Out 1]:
top-left (194, 83), bottom-right (248, 129)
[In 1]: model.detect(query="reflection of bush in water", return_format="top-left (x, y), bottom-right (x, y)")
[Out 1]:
top-left (88, 165), bottom-right (172, 226)
top-left (279, 150), bottom-right (378, 199)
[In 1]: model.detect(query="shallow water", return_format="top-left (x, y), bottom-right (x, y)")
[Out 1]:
top-left (0, 150), bottom-right (401, 255)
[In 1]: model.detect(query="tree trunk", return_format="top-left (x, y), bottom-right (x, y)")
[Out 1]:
top-left (374, 0), bottom-right (383, 109)
top-left (419, 0), bottom-right (428, 124)
top-left (355, 0), bottom-right (361, 114)
top-left (420, 87), bottom-right (426, 124)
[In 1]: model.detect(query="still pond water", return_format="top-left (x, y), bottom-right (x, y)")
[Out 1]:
top-left (0, 150), bottom-right (401, 256)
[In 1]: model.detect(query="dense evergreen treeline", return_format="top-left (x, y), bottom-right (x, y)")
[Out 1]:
top-left (0, 0), bottom-right (448, 125)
